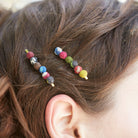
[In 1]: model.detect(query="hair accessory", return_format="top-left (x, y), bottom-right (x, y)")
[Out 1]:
top-left (25, 49), bottom-right (55, 87)
top-left (54, 47), bottom-right (88, 80)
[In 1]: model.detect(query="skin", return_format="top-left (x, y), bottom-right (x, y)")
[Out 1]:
top-left (84, 60), bottom-right (138, 138)
top-left (45, 59), bottom-right (138, 138)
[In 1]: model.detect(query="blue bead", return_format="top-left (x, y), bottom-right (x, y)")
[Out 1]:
top-left (39, 66), bottom-right (47, 73)
top-left (54, 47), bottom-right (62, 55)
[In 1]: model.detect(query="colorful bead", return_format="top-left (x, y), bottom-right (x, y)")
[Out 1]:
top-left (65, 56), bottom-right (73, 64)
top-left (42, 72), bottom-right (50, 79)
top-left (47, 76), bottom-right (55, 87)
top-left (39, 66), bottom-right (47, 73)
top-left (54, 47), bottom-right (62, 55)
top-left (74, 66), bottom-right (82, 74)
top-left (79, 70), bottom-right (88, 80)
top-left (30, 57), bottom-right (38, 65)
top-left (59, 51), bottom-right (67, 59)
top-left (33, 62), bottom-right (41, 70)
top-left (70, 60), bottom-right (78, 68)
top-left (26, 51), bottom-right (34, 59)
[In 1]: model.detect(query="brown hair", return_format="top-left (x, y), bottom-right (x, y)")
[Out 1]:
top-left (0, 0), bottom-right (137, 137)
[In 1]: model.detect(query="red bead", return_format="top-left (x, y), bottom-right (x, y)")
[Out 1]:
top-left (42, 72), bottom-right (50, 79)
top-left (27, 52), bottom-right (34, 59)
top-left (74, 66), bottom-right (82, 74)
top-left (59, 51), bottom-right (67, 59)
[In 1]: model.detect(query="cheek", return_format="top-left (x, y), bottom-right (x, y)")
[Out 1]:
top-left (106, 93), bottom-right (138, 138)
top-left (114, 105), bottom-right (138, 137)
top-left (107, 69), bottom-right (138, 137)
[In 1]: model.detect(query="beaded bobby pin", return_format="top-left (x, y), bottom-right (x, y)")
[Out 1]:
top-left (25, 49), bottom-right (55, 87)
top-left (54, 47), bottom-right (88, 80)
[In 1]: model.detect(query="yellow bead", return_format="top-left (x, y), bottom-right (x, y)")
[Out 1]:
top-left (79, 70), bottom-right (88, 80)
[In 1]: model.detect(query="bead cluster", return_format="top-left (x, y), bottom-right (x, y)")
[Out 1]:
top-left (54, 47), bottom-right (88, 80)
top-left (25, 49), bottom-right (55, 87)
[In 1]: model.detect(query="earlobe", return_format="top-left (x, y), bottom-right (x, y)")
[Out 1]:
top-left (45, 94), bottom-right (80, 138)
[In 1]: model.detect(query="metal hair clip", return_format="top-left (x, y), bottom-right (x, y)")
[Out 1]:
top-left (25, 49), bottom-right (55, 87)
top-left (54, 47), bottom-right (88, 80)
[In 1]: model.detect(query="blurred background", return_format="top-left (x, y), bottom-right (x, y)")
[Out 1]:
top-left (0, 0), bottom-right (138, 12)
top-left (0, 0), bottom-right (42, 11)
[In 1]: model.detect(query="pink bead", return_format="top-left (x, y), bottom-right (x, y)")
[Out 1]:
top-left (27, 52), bottom-right (34, 59)
top-left (74, 66), bottom-right (82, 74)
top-left (42, 72), bottom-right (50, 79)
top-left (59, 51), bottom-right (67, 59)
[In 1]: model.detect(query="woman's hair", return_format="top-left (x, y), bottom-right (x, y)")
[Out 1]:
top-left (0, 0), bottom-right (137, 137)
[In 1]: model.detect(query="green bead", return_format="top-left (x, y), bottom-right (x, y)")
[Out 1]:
top-left (70, 62), bottom-right (74, 68)
top-left (65, 56), bottom-right (73, 64)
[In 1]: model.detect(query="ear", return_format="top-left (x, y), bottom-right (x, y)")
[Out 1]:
top-left (45, 94), bottom-right (81, 138)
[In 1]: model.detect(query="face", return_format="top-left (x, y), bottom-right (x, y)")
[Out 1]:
top-left (85, 60), bottom-right (138, 138)
top-left (103, 60), bottom-right (138, 138)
